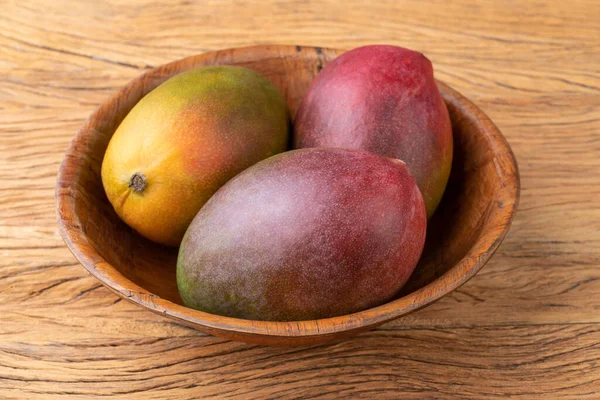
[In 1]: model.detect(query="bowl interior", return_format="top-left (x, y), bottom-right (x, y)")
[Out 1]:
top-left (57, 45), bottom-right (518, 344)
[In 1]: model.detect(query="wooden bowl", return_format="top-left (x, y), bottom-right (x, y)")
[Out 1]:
top-left (56, 45), bottom-right (519, 346)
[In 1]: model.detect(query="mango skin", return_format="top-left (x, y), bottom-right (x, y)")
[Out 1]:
top-left (294, 45), bottom-right (453, 218)
top-left (101, 66), bottom-right (290, 246)
top-left (177, 148), bottom-right (427, 321)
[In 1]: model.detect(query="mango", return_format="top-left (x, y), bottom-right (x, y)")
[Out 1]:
top-left (294, 45), bottom-right (453, 218)
top-left (177, 148), bottom-right (427, 321)
top-left (101, 66), bottom-right (290, 246)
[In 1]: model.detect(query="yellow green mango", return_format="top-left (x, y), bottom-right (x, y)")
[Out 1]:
top-left (101, 66), bottom-right (290, 246)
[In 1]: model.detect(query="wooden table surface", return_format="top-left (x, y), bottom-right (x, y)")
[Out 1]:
top-left (2, 0), bottom-right (599, 398)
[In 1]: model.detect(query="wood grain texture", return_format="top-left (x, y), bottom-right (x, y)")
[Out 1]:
top-left (1, 0), bottom-right (599, 397)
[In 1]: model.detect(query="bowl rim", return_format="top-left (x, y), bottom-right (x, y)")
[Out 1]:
top-left (56, 45), bottom-right (520, 340)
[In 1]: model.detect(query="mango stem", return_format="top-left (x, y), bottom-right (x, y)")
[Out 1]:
top-left (129, 172), bottom-right (147, 193)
